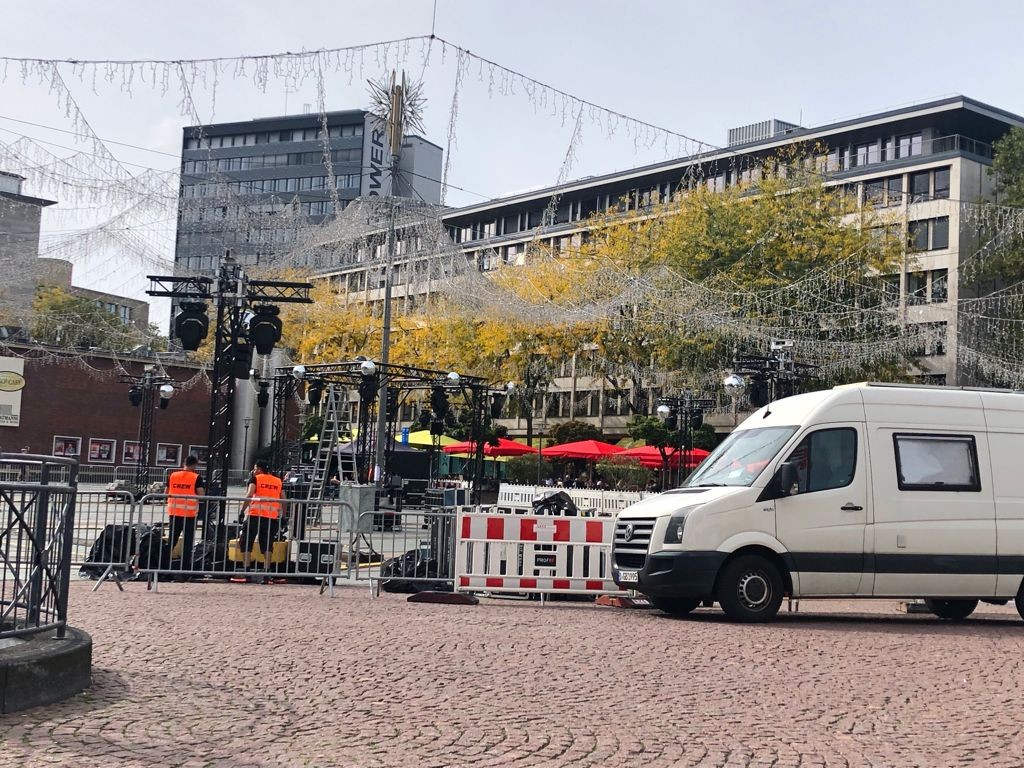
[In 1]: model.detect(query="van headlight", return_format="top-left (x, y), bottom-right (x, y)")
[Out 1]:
top-left (663, 512), bottom-right (690, 544)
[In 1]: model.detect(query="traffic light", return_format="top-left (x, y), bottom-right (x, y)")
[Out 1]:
top-left (257, 381), bottom-right (270, 409)
top-left (665, 412), bottom-right (678, 431)
top-left (429, 418), bottom-right (446, 436)
top-left (174, 301), bottom-right (209, 351)
top-left (417, 409), bottom-right (432, 429)
top-left (248, 304), bottom-right (282, 356)
top-left (128, 386), bottom-right (143, 407)
top-left (689, 411), bottom-right (704, 430)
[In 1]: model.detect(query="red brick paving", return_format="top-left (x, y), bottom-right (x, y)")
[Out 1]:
top-left (1, 583), bottom-right (1023, 767)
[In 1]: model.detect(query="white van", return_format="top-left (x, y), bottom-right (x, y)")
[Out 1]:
top-left (612, 383), bottom-right (1024, 622)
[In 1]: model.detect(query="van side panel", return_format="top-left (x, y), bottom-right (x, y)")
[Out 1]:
top-left (980, 393), bottom-right (1024, 598)
top-left (864, 393), bottom-right (997, 598)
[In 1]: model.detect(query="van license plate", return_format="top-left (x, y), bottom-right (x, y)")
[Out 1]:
top-left (619, 570), bottom-right (638, 583)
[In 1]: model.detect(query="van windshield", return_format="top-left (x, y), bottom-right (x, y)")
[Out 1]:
top-left (685, 426), bottom-right (798, 488)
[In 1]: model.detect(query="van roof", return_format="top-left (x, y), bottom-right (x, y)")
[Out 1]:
top-left (738, 381), bottom-right (1024, 433)
top-left (840, 382), bottom-right (1024, 395)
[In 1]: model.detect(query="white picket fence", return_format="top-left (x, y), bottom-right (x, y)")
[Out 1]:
top-left (496, 483), bottom-right (649, 516)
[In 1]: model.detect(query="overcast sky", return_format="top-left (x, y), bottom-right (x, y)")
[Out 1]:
top-left (2, 0), bottom-right (1023, 313)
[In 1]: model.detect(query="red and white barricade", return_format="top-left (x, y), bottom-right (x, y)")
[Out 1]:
top-left (454, 511), bottom-right (626, 596)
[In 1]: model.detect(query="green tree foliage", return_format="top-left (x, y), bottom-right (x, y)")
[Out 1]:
top-left (548, 419), bottom-right (603, 445)
top-left (595, 456), bottom-right (652, 491)
top-left (31, 287), bottom-right (142, 350)
top-left (505, 454), bottom-right (552, 485)
top-left (691, 423), bottom-right (720, 451)
top-left (992, 127), bottom-right (1024, 208)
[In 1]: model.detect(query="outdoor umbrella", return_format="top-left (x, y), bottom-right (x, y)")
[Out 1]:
top-left (541, 439), bottom-right (625, 460)
top-left (621, 445), bottom-right (710, 469)
top-left (402, 430), bottom-right (460, 448)
top-left (442, 437), bottom-right (539, 457)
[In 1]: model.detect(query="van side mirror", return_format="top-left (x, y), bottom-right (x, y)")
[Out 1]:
top-left (777, 462), bottom-right (798, 498)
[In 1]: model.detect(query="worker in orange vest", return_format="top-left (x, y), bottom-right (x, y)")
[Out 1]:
top-left (237, 460), bottom-right (283, 583)
top-left (166, 455), bottom-right (205, 572)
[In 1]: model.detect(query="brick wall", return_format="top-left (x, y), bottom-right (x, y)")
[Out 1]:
top-left (0, 350), bottom-right (210, 467)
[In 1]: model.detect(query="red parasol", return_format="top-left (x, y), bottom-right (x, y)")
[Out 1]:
top-left (541, 439), bottom-right (625, 460)
top-left (621, 445), bottom-right (710, 469)
top-left (442, 437), bottom-right (538, 457)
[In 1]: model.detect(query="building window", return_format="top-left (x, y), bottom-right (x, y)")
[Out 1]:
top-left (930, 269), bottom-right (948, 303)
top-left (897, 133), bottom-right (923, 158)
top-left (931, 217), bottom-right (949, 250)
top-left (908, 221), bottom-right (929, 252)
top-left (864, 180), bottom-right (884, 206)
top-left (886, 176), bottom-right (903, 206)
top-left (907, 217), bottom-right (949, 251)
top-left (906, 271), bottom-right (927, 304)
top-left (934, 168), bottom-right (950, 199)
top-left (910, 171), bottom-right (930, 203)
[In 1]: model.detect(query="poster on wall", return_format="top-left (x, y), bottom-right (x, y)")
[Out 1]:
top-left (88, 438), bottom-right (116, 463)
top-left (123, 441), bottom-right (143, 464)
top-left (188, 445), bottom-right (209, 465)
top-left (52, 436), bottom-right (81, 457)
top-left (0, 357), bottom-right (26, 428)
top-left (156, 443), bottom-right (181, 466)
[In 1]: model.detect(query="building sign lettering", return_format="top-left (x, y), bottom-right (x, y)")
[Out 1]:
top-left (0, 357), bottom-right (25, 427)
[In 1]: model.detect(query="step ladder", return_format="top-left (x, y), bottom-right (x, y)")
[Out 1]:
top-left (310, 385), bottom-right (355, 500)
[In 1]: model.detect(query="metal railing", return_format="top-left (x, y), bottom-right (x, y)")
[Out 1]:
top-left (355, 508), bottom-right (460, 596)
top-left (1, 454), bottom-right (78, 640)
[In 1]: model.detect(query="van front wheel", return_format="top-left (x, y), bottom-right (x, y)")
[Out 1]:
top-left (924, 598), bottom-right (978, 621)
top-left (716, 555), bottom-right (784, 622)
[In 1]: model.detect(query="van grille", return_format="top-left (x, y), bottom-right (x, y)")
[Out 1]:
top-left (613, 517), bottom-right (655, 570)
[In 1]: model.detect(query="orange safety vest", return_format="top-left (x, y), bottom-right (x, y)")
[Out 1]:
top-left (167, 470), bottom-right (200, 518)
top-left (249, 472), bottom-right (283, 519)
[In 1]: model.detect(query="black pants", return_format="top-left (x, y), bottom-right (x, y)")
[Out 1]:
top-left (240, 516), bottom-right (279, 566)
top-left (167, 516), bottom-right (197, 571)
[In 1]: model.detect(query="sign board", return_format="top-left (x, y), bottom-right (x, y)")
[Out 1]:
top-left (534, 553), bottom-right (558, 569)
top-left (401, 427), bottom-right (409, 445)
top-left (0, 357), bottom-right (25, 427)
top-left (360, 114), bottom-right (393, 198)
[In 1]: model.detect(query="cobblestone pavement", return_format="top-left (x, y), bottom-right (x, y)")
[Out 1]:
top-left (2, 583), bottom-right (1023, 768)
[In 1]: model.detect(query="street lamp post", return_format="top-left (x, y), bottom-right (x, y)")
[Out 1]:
top-left (657, 392), bottom-right (714, 488)
top-left (242, 417), bottom-right (253, 474)
top-left (122, 368), bottom-right (175, 497)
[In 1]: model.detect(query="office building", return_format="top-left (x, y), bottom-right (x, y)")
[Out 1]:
top-left (174, 109), bottom-right (443, 276)
top-left (314, 95), bottom-right (1023, 435)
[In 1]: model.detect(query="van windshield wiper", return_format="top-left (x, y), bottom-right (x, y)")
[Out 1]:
top-left (689, 482), bottom-right (729, 487)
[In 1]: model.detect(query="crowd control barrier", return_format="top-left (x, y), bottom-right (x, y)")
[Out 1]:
top-left (355, 508), bottom-right (461, 597)
top-left (454, 510), bottom-right (626, 599)
top-left (496, 483), bottom-right (647, 516)
top-left (131, 494), bottom-right (360, 591)
top-left (72, 490), bottom-right (136, 590)
top-left (1, 454), bottom-right (78, 640)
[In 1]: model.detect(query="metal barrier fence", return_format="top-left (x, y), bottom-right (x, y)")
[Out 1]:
top-left (496, 483), bottom-right (648, 515)
top-left (355, 508), bottom-right (461, 597)
top-left (454, 509), bottom-right (626, 599)
top-left (129, 494), bottom-right (359, 590)
top-left (1, 454), bottom-right (79, 640)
